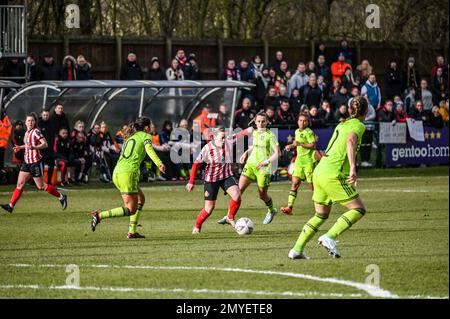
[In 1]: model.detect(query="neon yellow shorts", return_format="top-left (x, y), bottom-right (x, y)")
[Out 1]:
top-left (242, 163), bottom-right (271, 188)
top-left (292, 161), bottom-right (314, 184)
top-left (113, 171), bottom-right (140, 195)
top-left (312, 173), bottom-right (359, 206)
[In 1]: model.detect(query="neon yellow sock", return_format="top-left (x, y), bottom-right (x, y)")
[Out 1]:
top-left (99, 207), bottom-right (130, 220)
top-left (287, 190), bottom-right (297, 208)
top-left (293, 213), bottom-right (328, 253)
top-left (326, 209), bottom-right (366, 240)
top-left (129, 203), bottom-right (144, 234)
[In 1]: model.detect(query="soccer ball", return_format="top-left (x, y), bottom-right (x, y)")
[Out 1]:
top-left (235, 217), bottom-right (254, 235)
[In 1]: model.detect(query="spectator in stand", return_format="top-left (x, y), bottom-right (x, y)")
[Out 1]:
top-left (270, 51), bottom-right (284, 75)
top-left (336, 39), bottom-right (355, 67)
top-left (62, 55), bottom-right (77, 81)
top-left (430, 67), bottom-right (448, 104)
top-left (315, 54), bottom-right (331, 85)
top-left (300, 74), bottom-right (322, 108)
top-left (114, 124), bottom-right (127, 152)
top-left (10, 120), bottom-right (25, 166)
top-left (335, 103), bottom-right (349, 123)
top-left (37, 52), bottom-right (62, 81)
top-left (166, 58), bottom-right (184, 81)
top-left (100, 121), bottom-right (120, 174)
top-left (70, 121), bottom-right (87, 141)
top-left (439, 99), bottom-right (449, 126)
top-left (276, 85), bottom-right (289, 105)
top-left (76, 55), bottom-right (93, 80)
top-left (54, 128), bottom-right (81, 186)
top-left (273, 61), bottom-right (288, 94)
top-left (309, 106), bottom-right (325, 128)
top-left (120, 53), bottom-right (142, 80)
top-left (284, 69), bottom-right (294, 97)
top-left (393, 96), bottom-right (405, 114)
top-left (254, 67), bottom-right (271, 110)
top-left (429, 106), bottom-right (444, 129)
top-left (267, 67), bottom-right (277, 88)
top-left (217, 104), bottom-right (230, 128)
top-left (2, 58), bottom-right (25, 83)
top-left (289, 88), bottom-right (302, 118)
top-left (317, 75), bottom-right (330, 102)
top-left (187, 54), bottom-right (200, 80)
top-left (175, 50), bottom-right (191, 79)
top-left (341, 66), bottom-right (357, 92)
top-left (265, 106), bottom-right (277, 127)
top-left (331, 53), bottom-right (352, 82)
top-left (0, 109), bottom-right (12, 170)
top-left (395, 104), bottom-right (409, 123)
top-left (355, 59), bottom-right (372, 88)
top-left (221, 59), bottom-right (238, 81)
top-left (88, 123), bottom-right (111, 183)
top-left (159, 120), bottom-right (181, 181)
top-left (234, 98), bottom-right (256, 129)
top-left (145, 122), bottom-right (169, 182)
top-left (291, 62), bottom-right (309, 91)
top-left (378, 100), bottom-right (396, 123)
top-left (306, 61), bottom-right (316, 76)
top-left (361, 74), bottom-right (381, 110)
top-left (416, 79), bottom-right (434, 111)
top-left (318, 100), bottom-right (335, 126)
top-left (330, 85), bottom-right (349, 110)
top-left (146, 57), bottom-right (166, 80)
top-left (37, 110), bottom-right (55, 185)
top-left (404, 87), bottom-right (416, 115)
top-left (263, 86), bottom-right (279, 109)
top-left (411, 100), bottom-right (430, 124)
top-left (49, 104), bottom-right (70, 134)
top-left (404, 57), bottom-right (421, 92)
top-left (360, 101), bottom-right (376, 168)
top-left (276, 99), bottom-right (296, 126)
top-left (315, 43), bottom-right (331, 66)
top-left (431, 55), bottom-right (448, 79)
top-left (25, 54), bottom-right (37, 82)
top-left (194, 104), bottom-right (216, 140)
top-left (349, 86), bottom-right (360, 101)
top-left (238, 59), bottom-right (255, 100)
top-left (72, 132), bottom-right (89, 183)
top-left (250, 55), bottom-right (264, 79)
top-left (385, 59), bottom-right (403, 100)
top-left (330, 78), bottom-right (341, 95)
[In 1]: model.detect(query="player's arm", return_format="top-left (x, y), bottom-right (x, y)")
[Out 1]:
top-left (257, 136), bottom-right (280, 170)
top-left (144, 140), bottom-right (166, 173)
top-left (239, 145), bottom-right (253, 165)
top-left (187, 147), bottom-right (205, 192)
top-left (347, 132), bottom-right (358, 185)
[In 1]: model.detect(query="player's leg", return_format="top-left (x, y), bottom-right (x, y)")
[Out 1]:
top-left (218, 177), bottom-right (241, 227)
top-left (238, 174), bottom-right (252, 194)
top-left (91, 172), bottom-right (137, 232)
top-left (281, 176), bottom-right (301, 216)
top-left (255, 171), bottom-right (277, 224)
top-left (31, 162), bottom-right (66, 209)
top-left (193, 182), bottom-right (219, 233)
top-left (128, 187), bottom-right (146, 239)
top-left (1, 170), bottom-right (31, 213)
top-left (325, 196), bottom-right (366, 241)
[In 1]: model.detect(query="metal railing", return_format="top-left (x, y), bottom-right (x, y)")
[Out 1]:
top-left (0, 5), bottom-right (27, 58)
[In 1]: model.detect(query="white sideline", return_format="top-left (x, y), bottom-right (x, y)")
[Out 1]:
top-left (0, 284), bottom-right (363, 298)
top-left (7, 263), bottom-right (396, 298)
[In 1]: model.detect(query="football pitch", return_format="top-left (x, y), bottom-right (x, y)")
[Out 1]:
top-left (0, 167), bottom-right (448, 299)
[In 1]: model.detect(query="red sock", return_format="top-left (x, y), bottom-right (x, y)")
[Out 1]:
top-left (195, 209), bottom-right (210, 229)
top-left (59, 161), bottom-right (67, 182)
top-left (45, 184), bottom-right (61, 198)
top-left (10, 188), bottom-right (24, 207)
top-left (227, 198), bottom-right (241, 220)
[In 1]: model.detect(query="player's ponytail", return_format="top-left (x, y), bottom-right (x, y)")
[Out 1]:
top-left (348, 97), bottom-right (368, 119)
top-left (123, 117), bottom-right (151, 140)
top-left (123, 122), bottom-right (137, 140)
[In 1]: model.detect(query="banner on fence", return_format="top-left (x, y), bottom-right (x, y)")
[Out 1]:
top-left (379, 122), bottom-right (407, 144)
top-left (406, 119), bottom-right (425, 142)
top-left (385, 127), bottom-right (449, 166)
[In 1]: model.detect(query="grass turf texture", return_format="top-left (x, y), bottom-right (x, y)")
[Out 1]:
top-left (0, 166), bottom-right (448, 299)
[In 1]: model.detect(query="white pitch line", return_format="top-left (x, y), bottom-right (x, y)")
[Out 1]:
top-left (6, 263), bottom-right (396, 298)
top-left (0, 284), bottom-right (363, 298)
top-left (270, 189), bottom-right (448, 193)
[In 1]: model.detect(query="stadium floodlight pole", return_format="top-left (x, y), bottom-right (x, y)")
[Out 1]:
top-left (138, 87), bottom-right (145, 117)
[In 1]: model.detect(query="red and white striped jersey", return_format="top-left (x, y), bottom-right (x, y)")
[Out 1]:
top-left (24, 128), bottom-right (44, 164)
top-left (195, 135), bottom-right (238, 183)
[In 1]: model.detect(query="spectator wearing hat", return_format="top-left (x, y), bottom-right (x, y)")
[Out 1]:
top-left (403, 57), bottom-right (421, 92)
top-left (186, 54), bottom-right (200, 80)
top-left (120, 53), bottom-right (142, 80)
top-left (331, 53), bottom-right (352, 82)
top-left (146, 57), bottom-right (166, 80)
top-left (385, 59), bottom-right (403, 100)
top-left (37, 52), bottom-right (62, 81)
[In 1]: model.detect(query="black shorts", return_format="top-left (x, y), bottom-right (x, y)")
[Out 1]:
top-left (20, 161), bottom-right (44, 178)
top-left (204, 176), bottom-right (237, 201)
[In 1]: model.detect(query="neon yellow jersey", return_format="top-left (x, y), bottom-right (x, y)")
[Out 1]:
top-left (247, 129), bottom-right (279, 166)
top-left (295, 127), bottom-right (317, 165)
top-left (314, 118), bottom-right (365, 177)
top-left (114, 131), bottom-right (162, 174)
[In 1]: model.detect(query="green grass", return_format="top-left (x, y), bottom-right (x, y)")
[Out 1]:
top-left (0, 167), bottom-right (448, 299)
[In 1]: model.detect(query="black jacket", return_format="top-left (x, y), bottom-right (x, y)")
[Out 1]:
top-left (377, 107), bottom-right (395, 122)
top-left (385, 67), bottom-right (403, 99)
top-left (300, 84), bottom-right (322, 108)
top-left (38, 61), bottom-right (62, 81)
top-left (38, 118), bottom-right (56, 156)
top-left (49, 112), bottom-right (70, 135)
top-left (234, 109), bottom-right (256, 129)
top-left (120, 61), bottom-right (142, 80)
top-left (146, 68), bottom-right (166, 80)
top-left (76, 64), bottom-right (93, 80)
